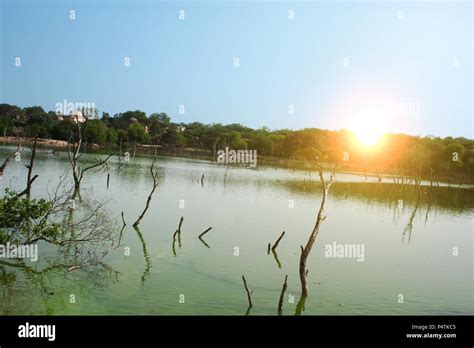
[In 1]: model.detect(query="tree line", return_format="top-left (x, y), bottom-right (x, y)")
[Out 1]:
top-left (1, 103), bottom-right (473, 183)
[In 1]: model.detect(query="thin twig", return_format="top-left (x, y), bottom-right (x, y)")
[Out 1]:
top-left (271, 231), bottom-right (285, 251)
top-left (242, 275), bottom-right (253, 308)
top-left (133, 148), bottom-right (159, 227)
top-left (121, 212), bottom-right (126, 227)
top-left (278, 275), bottom-right (288, 315)
top-left (198, 227), bottom-right (212, 239)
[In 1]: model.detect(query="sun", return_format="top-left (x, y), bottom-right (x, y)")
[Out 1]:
top-left (354, 128), bottom-right (382, 146)
top-left (350, 113), bottom-right (386, 148)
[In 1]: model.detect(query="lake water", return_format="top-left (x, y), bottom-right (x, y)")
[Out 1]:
top-left (0, 146), bottom-right (473, 315)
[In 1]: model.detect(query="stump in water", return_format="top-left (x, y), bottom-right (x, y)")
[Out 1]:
top-left (278, 275), bottom-right (288, 315)
top-left (299, 161), bottom-right (336, 296)
top-left (177, 216), bottom-right (184, 248)
top-left (133, 147), bottom-right (159, 227)
top-left (242, 275), bottom-right (253, 308)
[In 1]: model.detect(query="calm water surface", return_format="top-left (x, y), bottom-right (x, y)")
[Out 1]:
top-left (0, 147), bottom-right (472, 315)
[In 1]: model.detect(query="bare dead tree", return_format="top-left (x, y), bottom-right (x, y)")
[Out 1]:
top-left (30, 183), bottom-right (118, 264)
top-left (16, 137), bottom-right (38, 199)
top-left (133, 147), bottom-right (159, 227)
top-left (278, 275), bottom-right (288, 315)
top-left (67, 119), bottom-right (113, 200)
top-left (299, 160), bottom-right (337, 297)
top-left (2, 159), bottom-right (120, 266)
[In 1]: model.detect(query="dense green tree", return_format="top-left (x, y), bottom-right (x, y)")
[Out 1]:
top-left (161, 128), bottom-right (186, 148)
top-left (149, 112), bottom-right (171, 142)
top-left (106, 128), bottom-right (118, 145)
top-left (128, 123), bottom-right (150, 144)
top-left (84, 119), bottom-right (107, 145)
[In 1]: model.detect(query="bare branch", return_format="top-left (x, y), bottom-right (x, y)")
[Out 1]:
top-left (299, 159), bottom-right (337, 296)
top-left (198, 227), bottom-right (212, 239)
top-left (133, 147), bottom-right (159, 227)
top-left (278, 275), bottom-right (288, 315)
top-left (271, 231), bottom-right (285, 251)
top-left (242, 275), bottom-right (253, 308)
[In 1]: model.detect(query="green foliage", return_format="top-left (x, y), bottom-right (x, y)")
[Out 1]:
top-left (0, 103), bottom-right (473, 181)
top-left (51, 120), bottom-right (74, 140)
top-left (84, 119), bottom-right (107, 145)
top-left (106, 128), bottom-right (118, 144)
top-left (161, 129), bottom-right (186, 147)
top-left (292, 147), bottom-right (323, 162)
top-left (0, 189), bottom-right (63, 244)
top-left (128, 123), bottom-right (150, 144)
top-left (148, 112), bottom-right (170, 142)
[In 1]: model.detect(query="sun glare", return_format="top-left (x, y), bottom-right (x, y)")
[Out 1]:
top-left (350, 113), bottom-right (386, 149)
top-left (354, 128), bottom-right (382, 147)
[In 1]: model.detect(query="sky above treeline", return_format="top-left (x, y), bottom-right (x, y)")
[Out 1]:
top-left (1, 0), bottom-right (472, 138)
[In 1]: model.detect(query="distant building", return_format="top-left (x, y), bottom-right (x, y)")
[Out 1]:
top-left (60, 110), bottom-right (86, 123)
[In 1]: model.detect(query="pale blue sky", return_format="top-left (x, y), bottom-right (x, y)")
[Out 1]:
top-left (1, 0), bottom-right (472, 137)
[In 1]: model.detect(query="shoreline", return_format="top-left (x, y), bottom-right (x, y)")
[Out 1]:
top-left (1, 136), bottom-right (471, 186)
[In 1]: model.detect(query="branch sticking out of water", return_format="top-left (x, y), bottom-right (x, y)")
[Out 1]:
top-left (295, 294), bottom-right (307, 316)
top-left (133, 147), bottom-right (159, 227)
top-left (198, 238), bottom-right (210, 248)
top-left (198, 227), bottom-right (212, 248)
top-left (177, 216), bottom-right (183, 248)
top-left (121, 212), bottom-right (126, 227)
top-left (278, 275), bottom-right (288, 315)
top-left (267, 243), bottom-right (271, 255)
top-left (299, 161), bottom-right (337, 296)
top-left (198, 227), bottom-right (212, 239)
top-left (172, 230), bottom-right (178, 256)
top-left (242, 275), bottom-right (253, 308)
top-left (271, 231), bottom-right (285, 251)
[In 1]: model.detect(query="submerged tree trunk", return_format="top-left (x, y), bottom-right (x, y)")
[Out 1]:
top-left (133, 147), bottom-right (159, 227)
top-left (278, 275), bottom-right (288, 315)
top-left (299, 162), bottom-right (336, 297)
